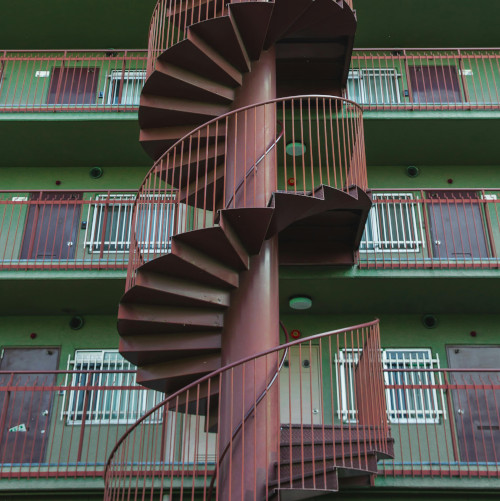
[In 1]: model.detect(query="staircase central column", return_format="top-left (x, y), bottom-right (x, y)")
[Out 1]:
top-left (219, 48), bottom-right (280, 500)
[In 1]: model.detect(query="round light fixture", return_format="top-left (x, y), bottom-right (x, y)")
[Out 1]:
top-left (286, 142), bottom-right (306, 157)
top-left (289, 296), bottom-right (312, 310)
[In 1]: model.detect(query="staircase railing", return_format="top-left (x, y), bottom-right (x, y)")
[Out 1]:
top-left (104, 319), bottom-right (388, 500)
top-left (147, 0), bottom-right (355, 75)
top-left (126, 95), bottom-right (367, 289)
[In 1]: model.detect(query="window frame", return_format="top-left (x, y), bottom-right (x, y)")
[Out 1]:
top-left (63, 349), bottom-right (161, 425)
top-left (105, 69), bottom-right (146, 106)
top-left (84, 193), bottom-right (177, 254)
top-left (347, 68), bottom-right (401, 105)
top-left (360, 192), bottom-right (425, 253)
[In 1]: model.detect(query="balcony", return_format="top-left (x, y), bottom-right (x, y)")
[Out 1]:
top-left (0, 190), bottom-right (162, 271)
top-left (0, 50), bottom-right (146, 112)
top-left (358, 189), bottom-right (500, 269)
top-left (3, 329), bottom-right (498, 488)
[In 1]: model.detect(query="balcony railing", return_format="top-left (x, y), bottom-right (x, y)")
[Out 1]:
top-left (104, 320), bottom-right (387, 500)
top-left (358, 189), bottom-right (500, 269)
top-left (349, 49), bottom-right (500, 110)
top-left (1, 48), bottom-right (498, 113)
top-left (0, 369), bottom-right (163, 479)
top-left (0, 50), bottom-right (147, 112)
top-left (0, 190), bottom-right (163, 271)
top-left (381, 368), bottom-right (500, 478)
top-left (127, 95), bottom-right (367, 288)
top-left (147, 0), bottom-right (354, 74)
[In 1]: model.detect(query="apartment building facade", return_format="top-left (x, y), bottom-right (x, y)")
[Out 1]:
top-left (0, 1), bottom-right (499, 500)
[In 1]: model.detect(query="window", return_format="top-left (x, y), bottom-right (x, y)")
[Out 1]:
top-left (347, 68), bottom-right (401, 105)
top-left (408, 65), bottom-right (462, 104)
top-left (360, 193), bottom-right (424, 252)
top-left (84, 193), bottom-right (176, 253)
top-left (383, 349), bottom-right (445, 424)
top-left (106, 70), bottom-right (146, 105)
top-left (64, 350), bottom-right (161, 425)
top-left (336, 348), bottom-right (445, 423)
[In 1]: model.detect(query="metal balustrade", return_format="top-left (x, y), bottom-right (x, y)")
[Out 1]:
top-left (0, 369), bottom-right (163, 479)
top-left (0, 190), bottom-right (164, 271)
top-left (358, 189), bottom-right (500, 269)
top-left (104, 320), bottom-right (387, 500)
top-left (381, 369), bottom-right (500, 478)
top-left (349, 49), bottom-right (500, 110)
top-left (0, 50), bottom-right (147, 112)
top-left (1, 49), bottom-right (499, 113)
top-left (2, 351), bottom-right (497, 482)
top-left (126, 95), bottom-right (367, 288)
top-left (147, 1), bottom-right (354, 75)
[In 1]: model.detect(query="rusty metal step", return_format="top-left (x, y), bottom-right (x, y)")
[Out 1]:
top-left (136, 353), bottom-right (221, 393)
top-left (263, 0), bottom-right (312, 49)
top-left (122, 270), bottom-right (231, 309)
top-left (139, 93), bottom-right (230, 129)
top-left (189, 15), bottom-right (251, 73)
top-left (269, 466), bottom-right (339, 493)
top-left (229, 2), bottom-right (274, 60)
top-left (119, 331), bottom-right (221, 366)
top-left (118, 303), bottom-right (224, 335)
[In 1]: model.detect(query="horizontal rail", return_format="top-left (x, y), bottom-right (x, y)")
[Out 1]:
top-left (104, 319), bottom-right (387, 500)
top-left (0, 190), bottom-right (156, 271)
top-left (0, 369), bottom-right (164, 479)
top-left (127, 95), bottom-right (367, 288)
top-left (379, 368), bottom-right (500, 478)
top-left (358, 189), bottom-right (500, 269)
top-left (2, 48), bottom-right (500, 113)
top-left (349, 49), bottom-right (500, 110)
top-left (0, 50), bottom-right (147, 112)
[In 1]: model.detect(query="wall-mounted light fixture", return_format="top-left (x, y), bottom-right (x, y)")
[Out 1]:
top-left (286, 142), bottom-right (306, 156)
top-left (289, 296), bottom-right (312, 310)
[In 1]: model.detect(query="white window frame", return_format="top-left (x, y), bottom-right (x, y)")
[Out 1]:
top-left (84, 193), bottom-right (178, 253)
top-left (106, 69), bottom-right (146, 105)
top-left (347, 68), bottom-right (401, 105)
top-left (63, 349), bottom-right (162, 425)
top-left (360, 192), bottom-right (425, 253)
top-left (335, 348), bottom-right (446, 424)
top-left (383, 349), bottom-right (446, 424)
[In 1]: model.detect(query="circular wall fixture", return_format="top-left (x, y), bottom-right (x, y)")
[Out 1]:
top-left (290, 329), bottom-right (301, 339)
top-left (422, 314), bottom-right (438, 329)
top-left (287, 177), bottom-right (296, 186)
top-left (90, 167), bottom-right (103, 179)
top-left (407, 165), bottom-right (419, 178)
top-left (69, 316), bottom-right (85, 330)
top-left (285, 142), bottom-right (307, 157)
top-left (289, 296), bottom-right (312, 310)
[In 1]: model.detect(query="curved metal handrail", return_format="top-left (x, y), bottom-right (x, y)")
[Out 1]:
top-left (127, 95), bottom-right (367, 288)
top-left (104, 318), bottom-right (379, 478)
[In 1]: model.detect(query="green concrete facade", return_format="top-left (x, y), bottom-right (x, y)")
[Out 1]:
top-left (1, 1), bottom-right (499, 500)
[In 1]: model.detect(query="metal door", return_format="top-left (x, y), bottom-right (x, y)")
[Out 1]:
top-left (447, 346), bottom-right (500, 462)
top-left (409, 65), bottom-right (462, 104)
top-left (427, 190), bottom-right (489, 260)
top-left (280, 345), bottom-right (322, 425)
top-left (20, 192), bottom-right (81, 260)
top-left (0, 348), bottom-right (60, 464)
top-left (47, 67), bottom-right (99, 105)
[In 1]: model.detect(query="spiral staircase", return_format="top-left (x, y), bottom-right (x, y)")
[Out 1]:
top-left (108, 1), bottom-right (393, 499)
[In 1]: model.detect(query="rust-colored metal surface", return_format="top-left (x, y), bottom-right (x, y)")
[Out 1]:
top-left (105, 320), bottom-right (391, 500)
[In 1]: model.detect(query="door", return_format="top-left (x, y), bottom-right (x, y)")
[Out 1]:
top-left (20, 192), bottom-right (81, 260)
top-left (409, 65), bottom-right (462, 104)
top-left (280, 345), bottom-right (322, 425)
top-left (447, 346), bottom-right (500, 463)
top-left (0, 348), bottom-right (60, 464)
top-left (47, 67), bottom-right (99, 105)
top-left (427, 190), bottom-right (489, 260)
